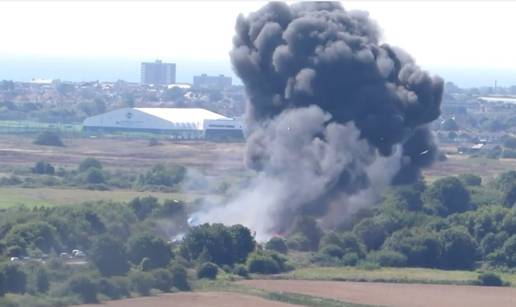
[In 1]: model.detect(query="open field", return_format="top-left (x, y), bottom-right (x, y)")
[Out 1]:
top-left (240, 279), bottom-right (516, 307)
top-left (0, 187), bottom-right (203, 208)
top-left (277, 266), bottom-right (516, 286)
top-left (0, 135), bottom-right (245, 174)
top-left (76, 292), bottom-right (298, 307)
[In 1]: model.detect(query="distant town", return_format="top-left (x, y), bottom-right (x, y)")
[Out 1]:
top-left (0, 59), bottom-right (515, 156)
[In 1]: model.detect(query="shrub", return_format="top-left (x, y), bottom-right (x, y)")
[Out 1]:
top-left (129, 271), bottom-right (155, 296)
top-left (65, 275), bottom-right (98, 303)
top-left (286, 233), bottom-right (311, 251)
top-left (83, 168), bottom-right (105, 184)
top-left (319, 244), bottom-right (344, 259)
top-left (247, 251), bottom-right (290, 274)
top-left (169, 264), bottom-right (190, 291)
top-left (89, 235), bottom-right (130, 277)
top-left (477, 272), bottom-right (504, 287)
top-left (458, 173), bottom-right (482, 186)
top-left (151, 269), bottom-right (174, 292)
top-left (33, 131), bottom-right (64, 147)
top-left (78, 157), bottom-right (102, 172)
top-left (265, 237), bottom-right (288, 254)
top-left (341, 253), bottom-right (360, 266)
top-left (197, 262), bottom-right (218, 279)
top-left (97, 277), bottom-right (130, 299)
top-left (233, 264), bottom-right (249, 278)
top-left (32, 161), bottom-right (55, 175)
top-left (0, 263), bottom-right (27, 294)
top-left (127, 233), bottom-right (173, 270)
top-left (366, 250), bottom-right (407, 267)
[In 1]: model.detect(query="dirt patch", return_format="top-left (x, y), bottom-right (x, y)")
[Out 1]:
top-left (240, 279), bottom-right (516, 307)
top-left (76, 292), bottom-right (296, 307)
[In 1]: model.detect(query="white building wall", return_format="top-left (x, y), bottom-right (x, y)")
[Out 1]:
top-left (83, 108), bottom-right (177, 130)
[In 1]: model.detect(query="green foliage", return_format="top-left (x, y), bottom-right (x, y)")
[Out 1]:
top-left (247, 250), bottom-right (291, 274)
top-left (129, 196), bottom-right (160, 220)
top-left (0, 263), bottom-right (27, 294)
top-left (233, 264), bottom-right (249, 278)
top-left (97, 277), bottom-right (130, 299)
top-left (137, 164), bottom-right (186, 188)
top-left (151, 268), bottom-right (174, 292)
top-left (265, 237), bottom-right (288, 254)
top-left (33, 131), bottom-right (64, 147)
top-left (286, 233), bottom-right (311, 251)
top-left (78, 157), bottom-right (102, 172)
top-left (320, 244), bottom-right (344, 259)
top-left (423, 177), bottom-right (471, 216)
top-left (83, 167), bottom-right (106, 184)
top-left (89, 235), bottom-right (130, 276)
top-left (127, 233), bottom-right (173, 269)
top-left (197, 262), bottom-right (218, 279)
top-left (229, 224), bottom-right (256, 263)
top-left (439, 226), bottom-right (477, 269)
top-left (383, 228), bottom-right (441, 268)
top-left (65, 275), bottom-right (98, 303)
top-left (477, 272), bottom-right (504, 287)
top-left (32, 161), bottom-right (55, 175)
top-left (128, 270), bottom-right (154, 296)
top-left (353, 218), bottom-right (388, 251)
top-left (180, 223), bottom-right (255, 266)
top-left (366, 250), bottom-right (407, 267)
top-left (457, 173), bottom-right (482, 186)
top-left (4, 221), bottom-right (60, 254)
top-left (169, 264), bottom-right (190, 291)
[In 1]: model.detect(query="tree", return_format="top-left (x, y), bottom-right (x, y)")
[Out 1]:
top-left (439, 226), bottom-right (477, 269)
top-left (229, 224), bottom-right (255, 262)
top-left (423, 177), bottom-right (471, 216)
top-left (353, 218), bottom-right (388, 251)
top-left (127, 233), bottom-right (173, 269)
top-left (151, 269), bottom-right (174, 292)
top-left (0, 263), bottom-right (26, 294)
top-left (170, 264), bottom-right (190, 290)
top-left (503, 235), bottom-right (516, 266)
top-left (181, 223), bottom-right (242, 266)
top-left (265, 237), bottom-right (288, 254)
top-left (129, 196), bottom-right (160, 220)
top-left (32, 161), bottom-right (55, 175)
top-left (84, 168), bottom-right (105, 184)
top-left (89, 235), bottom-right (130, 276)
top-left (197, 262), bottom-right (218, 279)
top-left (457, 173), bottom-right (482, 187)
top-left (33, 131), bottom-right (64, 147)
top-left (78, 157), bottom-right (102, 172)
top-left (128, 271), bottom-right (154, 296)
top-left (66, 275), bottom-right (98, 303)
top-left (5, 221), bottom-right (59, 253)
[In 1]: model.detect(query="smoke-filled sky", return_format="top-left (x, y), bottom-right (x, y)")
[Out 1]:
top-left (0, 0), bottom-right (515, 70)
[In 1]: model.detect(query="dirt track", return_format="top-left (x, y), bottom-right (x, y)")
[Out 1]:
top-left (77, 292), bottom-right (296, 307)
top-left (240, 279), bottom-right (516, 307)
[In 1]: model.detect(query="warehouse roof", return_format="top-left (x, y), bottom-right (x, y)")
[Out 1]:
top-left (135, 108), bottom-right (229, 124)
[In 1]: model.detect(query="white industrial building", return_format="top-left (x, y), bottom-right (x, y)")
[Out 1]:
top-left (83, 107), bottom-right (244, 140)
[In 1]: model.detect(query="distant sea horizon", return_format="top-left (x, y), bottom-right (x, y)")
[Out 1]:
top-left (0, 56), bottom-right (515, 88)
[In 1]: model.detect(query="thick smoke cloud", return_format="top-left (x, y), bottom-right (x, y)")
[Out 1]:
top-left (195, 2), bottom-right (443, 239)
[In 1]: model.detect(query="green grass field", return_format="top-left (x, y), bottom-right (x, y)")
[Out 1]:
top-left (0, 187), bottom-right (209, 208)
top-left (278, 266), bottom-right (516, 287)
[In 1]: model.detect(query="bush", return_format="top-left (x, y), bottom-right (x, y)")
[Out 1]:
top-left (129, 271), bottom-right (155, 296)
top-left (151, 269), bottom-right (174, 292)
top-left (197, 262), bottom-right (218, 279)
top-left (233, 264), bottom-right (249, 278)
top-left (65, 275), bottom-right (98, 303)
top-left (97, 277), bottom-right (130, 299)
top-left (319, 244), bottom-right (344, 259)
top-left (366, 250), bottom-right (407, 267)
top-left (32, 161), bottom-right (55, 175)
top-left (127, 233), bottom-right (173, 270)
top-left (247, 251), bottom-right (290, 274)
top-left (33, 131), bottom-right (64, 147)
top-left (477, 272), bottom-right (504, 287)
top-left (89, 235), bottom-right (130, 277)
top-left (83, 168), bottom-right (105, 184)
top-left (286, 233), bottom-right (311, 251)
top-left (170, 264), bottom-right (190, 291)
top-left (265, 237), bottom-right (288, 254)
top-left (458, 173), bottom-right (482, 186)
top-left (78, 157), bottom-right (102, 172)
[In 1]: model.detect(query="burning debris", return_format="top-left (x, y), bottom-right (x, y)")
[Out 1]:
top-left (194, 2), bottom-right (443, 240)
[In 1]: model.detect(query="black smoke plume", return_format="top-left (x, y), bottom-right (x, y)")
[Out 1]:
top-left (197, 2), bottom-right (443, 239)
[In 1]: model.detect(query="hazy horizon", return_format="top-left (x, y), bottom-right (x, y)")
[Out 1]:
top-left (1, 55), bottom-right (515, 89)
